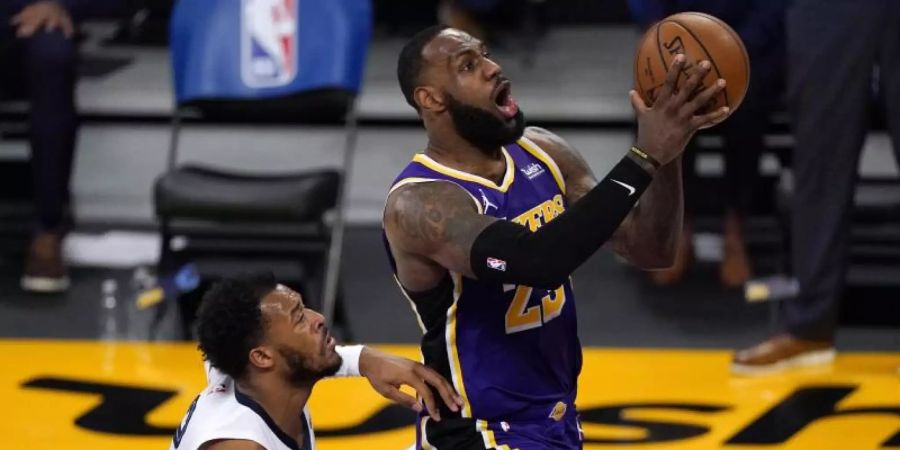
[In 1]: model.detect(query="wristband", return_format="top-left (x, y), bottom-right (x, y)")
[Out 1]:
top-left (629, 145), bottom-right (661, 169)
top-left (334, 345), bottom-right (365, 377)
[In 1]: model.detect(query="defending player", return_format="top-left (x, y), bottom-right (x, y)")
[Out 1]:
top-left (170, 272), bottom-right (463, 450)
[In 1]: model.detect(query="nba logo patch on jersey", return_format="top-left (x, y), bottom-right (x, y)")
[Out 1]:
top-left (549, 401), bottom-right (567, 421)
top-left (486, 257), bottom-right (507, 272)
top-left (241, 0), bottom-right (298, 88)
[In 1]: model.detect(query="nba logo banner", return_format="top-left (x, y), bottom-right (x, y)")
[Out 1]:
top-left (241, 0), bottom-right (298, 88)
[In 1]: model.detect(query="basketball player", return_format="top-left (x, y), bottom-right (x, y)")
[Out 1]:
top-left (170, 272), bottom-right (464, 450)
top-left (383, 26), bottom-right (729, 449)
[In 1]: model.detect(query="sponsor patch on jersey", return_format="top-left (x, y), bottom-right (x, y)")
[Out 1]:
top-left (520, 162), bottom-right (545, 179)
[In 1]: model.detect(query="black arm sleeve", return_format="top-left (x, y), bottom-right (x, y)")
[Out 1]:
top-left (470, 155), bottom-right (652, 289)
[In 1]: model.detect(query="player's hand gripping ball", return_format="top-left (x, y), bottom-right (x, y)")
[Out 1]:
top-left (634, 12), bottom-right (750, 123)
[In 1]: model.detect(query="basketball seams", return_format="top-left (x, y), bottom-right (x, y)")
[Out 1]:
top-left (637, 12), bottom-right (749, 111)
top-left (688, 12), bottom-right (750, 102)
top-left (687, 12), bottom-right (750, 79)
top-left (634, 29), bottom-right (649, 100)
top-left (654, 21), bottom-right (668, 100)
top-left (667, 18), bottom-right (731, 108)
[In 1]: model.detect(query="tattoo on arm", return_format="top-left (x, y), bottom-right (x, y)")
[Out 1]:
top-left (385, 181), bottom-right (497, 276)
top-left (525, 126), bottom-right (598, 204)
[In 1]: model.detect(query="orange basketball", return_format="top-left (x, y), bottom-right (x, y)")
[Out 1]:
top-left (633, 12), bottom-right (750, 117)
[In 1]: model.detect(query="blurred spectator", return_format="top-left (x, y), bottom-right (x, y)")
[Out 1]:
top-left (628, 0), bottom-right (785, 288)
top-left (733, 0), bottom-right (900, 373)
top-left (0, 0), bottom-right (131, 293)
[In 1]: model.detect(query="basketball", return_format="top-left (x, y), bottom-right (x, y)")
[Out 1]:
top-left (633, 12), bottom-right (750, 117)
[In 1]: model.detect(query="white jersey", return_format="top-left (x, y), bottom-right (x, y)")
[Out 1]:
top-left (170, 363), bottom-right (315, 450)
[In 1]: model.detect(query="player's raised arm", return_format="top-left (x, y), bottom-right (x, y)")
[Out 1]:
top-left (384, 159), bottom-right (653, 291)
top-left (524, 56), bottom-right (729, 270)
top-left (526, 125), bottom-right (679, 269)
top-left (386, 55), bottom-right (730, 292)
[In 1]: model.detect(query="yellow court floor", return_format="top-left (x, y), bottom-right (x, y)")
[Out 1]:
top-left (1, 341), bottom-right (897, 450)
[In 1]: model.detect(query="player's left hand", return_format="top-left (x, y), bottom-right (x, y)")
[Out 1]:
top-left (11, 0), bottom-right (74, 39)
top-left (359, 347), bottom-right (464, 422)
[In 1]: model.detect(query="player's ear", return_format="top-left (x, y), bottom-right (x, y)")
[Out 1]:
top-left (248, 346), bottom-right (275, 370)
top-left (415, 86), bottom-right (445, 114)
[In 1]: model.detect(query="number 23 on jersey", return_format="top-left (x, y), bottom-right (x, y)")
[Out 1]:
top-left (505, 285), bottom-right (566, 334)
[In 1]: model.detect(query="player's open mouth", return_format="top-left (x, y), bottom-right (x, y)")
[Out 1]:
top-left (493, 80), bottom-right (518, 120)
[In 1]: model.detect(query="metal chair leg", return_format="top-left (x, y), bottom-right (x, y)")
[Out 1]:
top-left (167, 109), bottom-right (182, 170)
top-left (322, 107), bottom-right (358, 329)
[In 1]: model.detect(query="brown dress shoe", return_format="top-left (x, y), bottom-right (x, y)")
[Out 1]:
top-left (720, 210), bottom-right (752, 288)
top-left (732, 334), bottom-right (835, 376)
top-left (21, 232), bottom-right (70, 293)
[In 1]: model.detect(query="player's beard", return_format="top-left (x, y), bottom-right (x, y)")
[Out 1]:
top-left (446, 93), bottom-right (525, 155)
top-left (279, 346), bottom-right (341, 387)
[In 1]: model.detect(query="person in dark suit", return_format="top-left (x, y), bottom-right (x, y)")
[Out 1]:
top-left (1, 0), bottom-right (131, 292)
top-left (733, 0), bottom-right (899, 374)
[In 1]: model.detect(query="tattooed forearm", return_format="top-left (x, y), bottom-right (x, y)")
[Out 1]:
top-left (618, 156), bottom-right (683, 267)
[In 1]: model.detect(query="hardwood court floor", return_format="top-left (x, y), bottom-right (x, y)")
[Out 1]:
top-left (2, 341), bottom-right (897, 450)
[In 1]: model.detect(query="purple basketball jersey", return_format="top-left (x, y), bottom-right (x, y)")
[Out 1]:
top-left (384, 137), bottom-right (583, 422)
